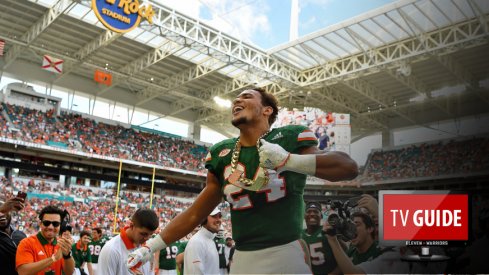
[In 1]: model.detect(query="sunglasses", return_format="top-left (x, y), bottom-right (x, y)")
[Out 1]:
top-left (42, 220), bottom-right (61, 227)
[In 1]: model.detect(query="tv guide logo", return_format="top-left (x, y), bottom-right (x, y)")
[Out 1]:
top-left (382, 192), bottom-right (468, 241)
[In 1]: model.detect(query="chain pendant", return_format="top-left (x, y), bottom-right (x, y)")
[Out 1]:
top-left (229, 130), bottom-right (270, 191)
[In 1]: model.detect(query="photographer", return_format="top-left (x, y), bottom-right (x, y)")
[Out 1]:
top-left (346, 212), bottom-right (381, 264)
top-left (1, 196), bottom-right (27, 275)
top-left (323, 195), bottom-right (410, 274)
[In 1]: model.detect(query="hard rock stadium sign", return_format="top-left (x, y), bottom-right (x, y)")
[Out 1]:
top-left (92, 0), bottom-right (154, 33)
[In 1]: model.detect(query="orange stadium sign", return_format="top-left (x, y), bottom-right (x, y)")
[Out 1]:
top-left (92, 0), bottom-right (154, 33)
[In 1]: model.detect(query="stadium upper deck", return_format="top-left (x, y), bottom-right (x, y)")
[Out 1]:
top-left (0, 0), bottom-right (487, 139)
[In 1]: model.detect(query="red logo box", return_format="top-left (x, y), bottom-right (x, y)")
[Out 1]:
top-left (382, 194), bottom-right (468, 240)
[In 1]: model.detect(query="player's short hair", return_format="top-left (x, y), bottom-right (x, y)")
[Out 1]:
top-left (252, 87), bottom-right (278, 126)
top-left (131, 208), bottom-right (159, 231)
top-left (39, 205), bottom-right (64, 221)
top-left (80, 230), bottom-right (91, 239)
top-left (92, 227), bottom-right (102, 235)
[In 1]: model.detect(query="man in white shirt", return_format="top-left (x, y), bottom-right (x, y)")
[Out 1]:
top-left (184, 207), bottom-right (222, 275)
top-left (98, 209), bottom-right (159, 275)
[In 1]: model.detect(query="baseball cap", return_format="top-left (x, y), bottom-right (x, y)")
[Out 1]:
top-left (306, 202), bottom-right (322, 212)
top-left (210, 207), bottom-right (221, 216)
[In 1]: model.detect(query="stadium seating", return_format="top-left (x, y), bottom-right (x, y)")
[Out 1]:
top-left (363, 138), bottom-right (489, 181)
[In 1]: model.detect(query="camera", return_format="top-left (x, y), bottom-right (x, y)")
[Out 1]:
top-left (325, 196), bottom-right (361, 241)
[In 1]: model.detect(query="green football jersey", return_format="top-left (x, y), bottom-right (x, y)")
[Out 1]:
top-left (88, 237), bottom-right (108, 264)
top-left (214, 237), bottom-right (227, 268)
top-left (158, 241), bottom-right (186, 270)
top-left (347, 241), bottom-right (382, 265)
top-left (72, 243), bottom-right (92, 268)
top-left (302, 228), bottom-right (337, 275)
top-left (205, 125), bottom-right (318, 251)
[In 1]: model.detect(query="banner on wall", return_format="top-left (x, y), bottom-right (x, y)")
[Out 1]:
top-left (272, 107), bottom-right (351, 154)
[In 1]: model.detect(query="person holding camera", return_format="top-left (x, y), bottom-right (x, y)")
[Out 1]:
top-left (302, 202), bottom-right (337, 275)
top-left (15, 205), bottom-right (75, 275)
top-left (346, 212), bottom-right (382, 265)
top-left (1, 195), bottom-right (28, 275)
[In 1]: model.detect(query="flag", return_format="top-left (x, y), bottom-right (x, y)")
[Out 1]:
top-left (42, 55), bottom-right (63, 74)
top-left (94, 69), bottom-right (112, 86)
top-left (0, 40), bottom-right (5, 56)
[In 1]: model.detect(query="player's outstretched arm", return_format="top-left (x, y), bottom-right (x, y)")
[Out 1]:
top-left (259, 139), bottom-right (358, 182)
top-left (127, 172), bottom-right (222, 271)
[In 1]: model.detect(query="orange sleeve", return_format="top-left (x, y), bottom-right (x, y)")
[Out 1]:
top-left (16, 238), bottom-right (35, 269)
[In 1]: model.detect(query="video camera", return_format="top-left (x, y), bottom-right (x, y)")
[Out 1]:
top-left (324, 196), bottom-right (361, 241)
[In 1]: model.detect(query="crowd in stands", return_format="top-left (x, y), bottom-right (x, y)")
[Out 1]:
top-left (0, 177), bottom-right (233, 238)
top-left (0, 103), bottom-right (207, 173)
top-left (3, 103), bottom-right (489, 184)
top-left (363, 137), bottom-right (489, 181)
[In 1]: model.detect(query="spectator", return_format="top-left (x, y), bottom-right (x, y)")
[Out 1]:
top-left (184, 207), bottom-right (222, 275)
top-left (98, 208), bottom-right (159, 275)
top-left (0, 197), bottom-right (27, 275)
top-left (15, 205), bottom-right (75, 275)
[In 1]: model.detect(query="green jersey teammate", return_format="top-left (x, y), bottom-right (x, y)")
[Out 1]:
top-left (88, 227), bottom-right (108, 274)
top-left (302, 202), bottom-right (337, 275)
top-left (214, 229), bottom-right (228, 275)
top-left (155, 240), bottom-right (187, 275)
top-left (127, 87), bottom-right (358, 274)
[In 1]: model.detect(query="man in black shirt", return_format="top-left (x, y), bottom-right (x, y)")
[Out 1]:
top-left (0, 197), bottom-right (27, 275)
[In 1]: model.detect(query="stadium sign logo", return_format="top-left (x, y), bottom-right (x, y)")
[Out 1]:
top-left (92, 0), bottom-right (154, 33)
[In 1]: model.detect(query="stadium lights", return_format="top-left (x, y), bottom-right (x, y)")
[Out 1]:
top-left (213, 96), bottom-right (231, 108)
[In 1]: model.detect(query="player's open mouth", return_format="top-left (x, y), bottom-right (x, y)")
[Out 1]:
top-left (307, 217), bottom-right (319, 223)
top-left (232, 106), bottom-right (244, 115)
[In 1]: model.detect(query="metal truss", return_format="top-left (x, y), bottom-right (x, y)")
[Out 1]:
top-left (135, 57), bottom-right (228, 106)
top-left (172, 76), bottom-right (252, 120)
top-left (3, 0), bottom-right (75, 69)
top-left (97, 40), bottom-right (183, 96)
top-left (299, 17), bottom-right (489, 86)
top-left (436, 54), bottom-right (489, 105)
top-left (55, 30), bottom-right (122, 83)
top-left (386, 69), bottom-right (453, 116)
top-left (342, 78), bottom-right (420, 125)
top-left (307, 86), bottom-right (389, 130)
top-left (72, 0), bottom-right (302, 85)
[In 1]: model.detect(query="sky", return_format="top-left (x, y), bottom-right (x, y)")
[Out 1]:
top-left (155, 0), bottom-right (397, 50)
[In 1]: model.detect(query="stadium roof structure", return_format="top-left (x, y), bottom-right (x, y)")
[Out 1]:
top-left (0, 0), bottom-right (488, 139)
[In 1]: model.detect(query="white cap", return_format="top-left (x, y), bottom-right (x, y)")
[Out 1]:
top-left (210, 207), bottom-right (221, 216)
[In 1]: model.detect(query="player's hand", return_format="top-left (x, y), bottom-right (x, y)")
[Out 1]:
top-left (357, 194), bottom-right (379, 220)
top-left (127, 246), bottom-right (152, 273)
top-left (259, 139), bottom-right (290, 170)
